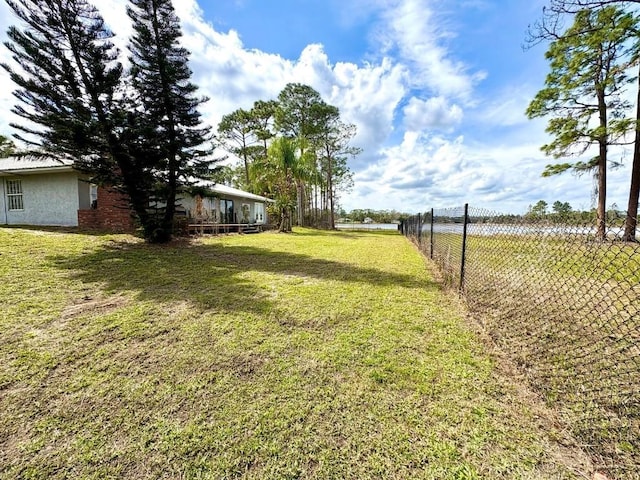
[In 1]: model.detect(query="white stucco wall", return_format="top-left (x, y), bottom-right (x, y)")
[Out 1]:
top-left (1, 172), bottom-right (80, 226)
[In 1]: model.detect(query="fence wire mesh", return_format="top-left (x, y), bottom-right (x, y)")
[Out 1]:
top-left (402, 206), bottom-right (640, 478)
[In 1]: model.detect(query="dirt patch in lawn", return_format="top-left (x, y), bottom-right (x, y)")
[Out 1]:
top-left (60, 294), bottom-right (130, 321)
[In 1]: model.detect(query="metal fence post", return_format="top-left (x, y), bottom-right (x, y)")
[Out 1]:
top-left (417, 213), bottom-right (422, 246)
top-left (460, 203), bottom-right (469, 292)
top-left (430, 208), bottom-right (434, 259)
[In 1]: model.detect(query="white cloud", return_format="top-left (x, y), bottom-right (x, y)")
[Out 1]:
top-left (125, 2), bottom-right (408, 154)
top-left (474, 84), bottom-right (541, 128)
top-left (0, 3), bottom-right (19, 135)
top-left (98, 0), bottom-right (131, 55)
top-left (403, 96), bottom-right (463, 131)
top-left (339, 127), bottom-right (619, 214)
top-left (375, 0), bottom-right (485, 99)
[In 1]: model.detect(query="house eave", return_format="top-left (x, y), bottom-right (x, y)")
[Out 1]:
top-left (0, 165), bottom-right (76, 176)
top-left (187, 182), bottom-right (274, 203)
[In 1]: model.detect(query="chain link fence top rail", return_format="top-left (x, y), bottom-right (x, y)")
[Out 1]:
top-left (401, 206), bottom-right (640, 479)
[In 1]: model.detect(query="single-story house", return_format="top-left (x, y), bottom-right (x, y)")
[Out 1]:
top-left (0, 156), bottom-right (273, 232)
top-left (180, 181), bottom-right (273, 226)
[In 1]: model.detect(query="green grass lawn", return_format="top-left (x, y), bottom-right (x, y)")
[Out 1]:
top-left (0, 227), bottom-right (591, 479)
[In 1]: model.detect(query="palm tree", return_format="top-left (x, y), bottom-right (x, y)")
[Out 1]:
top-left (251, 137), bottom-right (298, 232)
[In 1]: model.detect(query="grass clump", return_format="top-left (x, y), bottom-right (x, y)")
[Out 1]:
top-left (0, 227), bottom-right (590, 479)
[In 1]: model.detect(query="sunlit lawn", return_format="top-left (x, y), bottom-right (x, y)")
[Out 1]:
top-left (0, 227), bottom-right (590, 479)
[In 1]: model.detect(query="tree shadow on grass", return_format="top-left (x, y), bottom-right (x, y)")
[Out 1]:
top-left (48, 240), bottom-right (437, 316)
top-left (290, 229), bottom-right (400, 239)
top-left (1, 224), bottom-right (119, 237)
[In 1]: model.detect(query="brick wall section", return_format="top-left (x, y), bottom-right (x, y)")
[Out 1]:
top-left (78, 186), bottom-right (135, 233)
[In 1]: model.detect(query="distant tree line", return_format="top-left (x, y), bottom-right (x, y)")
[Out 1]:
top-left (216, 84), bottom-right (359, 232)
top-left (339, 209), bottom-right (410, 223)
top-left (525, 200), bottom-right (624, 224)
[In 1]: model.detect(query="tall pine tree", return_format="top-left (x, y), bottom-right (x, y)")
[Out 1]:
top-left (2, 0), bottom-right (123, 175)
top-left (527, 7), bottom-right (639, 240)
top-left (313, 106), bottom-right (359, 230)
top-left (3, 0), bottom-right (213, 242)
top-left (275, 83), bottom-right (326, 226)
top-left (217, 108), bottom-right (256, 188)
top-left (531, 1), bottom-right (640, 241)
top-left (127, 0), bottom-right (213, 242)
top-left (2, 0), bottom-right (162, 240)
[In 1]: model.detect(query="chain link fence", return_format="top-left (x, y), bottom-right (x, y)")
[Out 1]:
top-left (402, 206), bottom-right (640, 479)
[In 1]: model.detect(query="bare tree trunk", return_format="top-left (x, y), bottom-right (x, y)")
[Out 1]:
top-left (296, 143), bottom-right (304, 227)
top-left (242, 137), bottom-right (250, 187)
top-left (279, 206), bottom-right (287, 232)
top-left (314, 184), bottom-right (318, 228)
top-left (596, 87), bottom-right (607, 241)
top-left (307, 180), bottom-right (313, 226)
top-left (321, 183), bottom-right (326, 226)
top-left (327, 151), bottom-right (335, 230)
top-left (328, 186), bottom-right (335, 229)
top-left (624, 68), bottom-right (640, 242)
top-left (597, 151), bottom-right (607, 240)
top-left (299, 183), bottom-right (303, 226)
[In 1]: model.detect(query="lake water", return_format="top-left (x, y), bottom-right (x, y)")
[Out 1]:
top-left (336, 222), bottom-right (637, 239)
top-left (421, 223), bottom-right (633, 238)
top-left (336, 223), bottom-right (399, 231)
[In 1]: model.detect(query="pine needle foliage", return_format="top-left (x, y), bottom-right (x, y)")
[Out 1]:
top-left (127, 0), bottom-right (214, 242)
top-left (2, 0), bottom-right (214, 242)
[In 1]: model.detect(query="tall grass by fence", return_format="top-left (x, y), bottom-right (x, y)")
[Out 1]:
top-left (402, 206), bottom-right (640, 479)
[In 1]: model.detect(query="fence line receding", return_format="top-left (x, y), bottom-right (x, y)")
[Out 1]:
top-left (401, 206), bottom-right (640, 479)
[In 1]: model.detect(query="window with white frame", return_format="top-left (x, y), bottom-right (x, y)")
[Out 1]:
top-left (254, 202), bottom-right (265, 223)
top-left (5, 179), bottom-right (24, 210)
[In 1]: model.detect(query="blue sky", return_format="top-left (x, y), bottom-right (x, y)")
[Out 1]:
top-left (0, 0), bottom-right (636, 214)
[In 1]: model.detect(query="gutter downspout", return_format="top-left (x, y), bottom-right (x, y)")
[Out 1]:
top-left (1, 178), bottom-right (7, 225)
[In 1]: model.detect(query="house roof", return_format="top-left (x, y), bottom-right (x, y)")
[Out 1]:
top-left (0, 156), bottom-right (75, 175)
top-left (0, 155), bottom-right (273, 203)
top-left (192, 181), bottom-right (274, 203)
